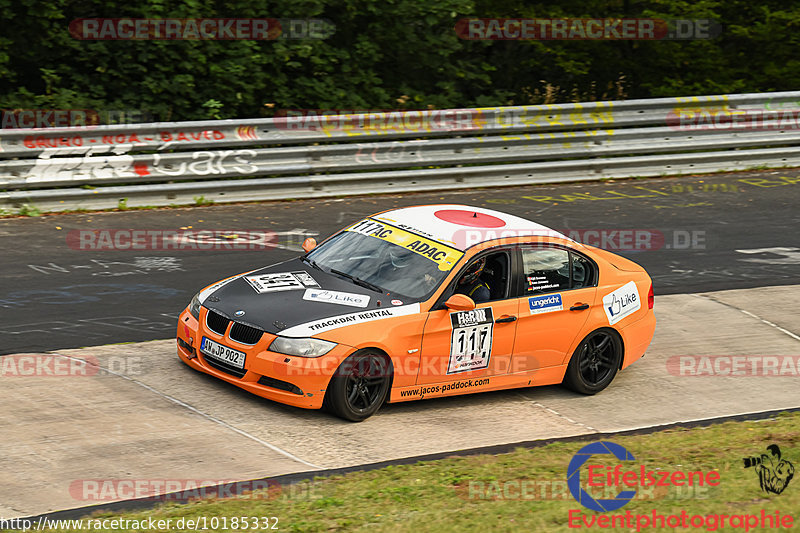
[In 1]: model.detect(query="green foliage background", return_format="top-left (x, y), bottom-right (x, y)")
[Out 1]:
top-left (0, 0), bottom-right (797, 121)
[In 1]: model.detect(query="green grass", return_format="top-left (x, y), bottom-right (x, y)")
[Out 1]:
top-left (18, 203), bottom-right (42, 216)
top-left (194, 195), bottom-right (215, 206)
top-left (12, 412), bottom-right (800, 532)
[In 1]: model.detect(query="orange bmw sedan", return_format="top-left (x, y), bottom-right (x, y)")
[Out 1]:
top-left (177, 205), bottom-right (655, 421)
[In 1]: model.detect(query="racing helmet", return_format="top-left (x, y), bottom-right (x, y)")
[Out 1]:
top-left (459, 257), bottom-right (486, 285)
top-left (389, 246), bottom-right (413, 268)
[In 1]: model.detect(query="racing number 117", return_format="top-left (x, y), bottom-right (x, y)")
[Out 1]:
top-left (455, 324), bottom-right (491, 361)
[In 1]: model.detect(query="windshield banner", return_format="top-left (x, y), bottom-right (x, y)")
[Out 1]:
top-left (346, 218), bottom-right (463, 271)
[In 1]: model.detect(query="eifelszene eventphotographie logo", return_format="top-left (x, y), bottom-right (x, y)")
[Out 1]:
top-left (567, 441), bottom-right (720, 512)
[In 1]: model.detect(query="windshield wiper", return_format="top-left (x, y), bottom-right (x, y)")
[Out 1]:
top-left (302, 259), bottom-right (382, 293)
top-left (330, 268), bottom-right (383, 293)
top-left (301, 256), bottom-right (323, 272)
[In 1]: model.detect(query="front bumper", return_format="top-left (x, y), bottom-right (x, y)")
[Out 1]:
top-left (176, 307), bottom-right (353, 410)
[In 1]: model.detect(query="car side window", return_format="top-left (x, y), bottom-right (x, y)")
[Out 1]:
top-left (521, 248), bottom-right (570, 294)
top-left (479, 251), bottom-right (510, 301)
top-left (442, 250), bottom-right (511, 305)
top-left (571, 253), bottom-right (596, 289)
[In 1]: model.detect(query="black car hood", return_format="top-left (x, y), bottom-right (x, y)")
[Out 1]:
top-left (200, 258), bottom-right (416, 335)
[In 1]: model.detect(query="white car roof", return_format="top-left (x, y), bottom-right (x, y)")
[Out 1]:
top-left (372, 204), bottom-right (571, 251)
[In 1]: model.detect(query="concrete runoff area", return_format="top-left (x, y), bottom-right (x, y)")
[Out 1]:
top-left (1, 285), bottom-right (799, 518)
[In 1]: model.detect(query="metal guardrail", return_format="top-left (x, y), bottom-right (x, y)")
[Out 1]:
top-left (2, 91), bottom-right (800, 212)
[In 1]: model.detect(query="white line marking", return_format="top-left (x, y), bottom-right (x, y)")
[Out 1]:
top-left (519, 395), bottom-right (598, 432)
top-left (692, 294), bottom-right (800, 343)
top-left (739, 309), bottom-right (800, 342)
top-left (50, 351), bottom-right (322, 470)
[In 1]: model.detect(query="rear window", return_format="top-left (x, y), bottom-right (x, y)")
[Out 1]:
top-left (521, 248), bottom-right (570, 294)
top-left (520, 247), bottom-right (597, 293)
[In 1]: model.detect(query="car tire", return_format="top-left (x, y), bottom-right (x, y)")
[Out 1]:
top-left (563, 329), bottom-right (622, 395)
top-left (325, 350), bottom-right (392, 422)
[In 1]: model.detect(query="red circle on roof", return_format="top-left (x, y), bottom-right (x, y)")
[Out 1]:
top-left (434, 209), bottom-right (506, 228)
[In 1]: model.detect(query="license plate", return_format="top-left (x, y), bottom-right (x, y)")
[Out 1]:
top-left (200, 337), bottom-right (246, 369)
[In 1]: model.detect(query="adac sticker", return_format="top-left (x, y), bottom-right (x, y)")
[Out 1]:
top-left (528, 294), bottom-right (563, 314)
top-left (245, 271), bottom-right (320, 294)
top-left (603, 281), bottom-right (641, 325)
top-left (303, 289), bottom-right (370, 308)
top-left (346, 218), bottom-right (463, 271)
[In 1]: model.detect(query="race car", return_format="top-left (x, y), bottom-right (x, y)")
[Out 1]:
top-left (177, 205), bottom-right (655, 421)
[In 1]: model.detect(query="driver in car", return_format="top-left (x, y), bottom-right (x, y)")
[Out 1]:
top-left (380, 247), bottom-right (438, 294)
top-left (455, 257), bottom-right (490, 304)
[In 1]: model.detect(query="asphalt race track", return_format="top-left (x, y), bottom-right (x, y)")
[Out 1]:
top-left (2, 169), bottom-right (800, 355)
top-left (2, 169), bottom-right (800, 517)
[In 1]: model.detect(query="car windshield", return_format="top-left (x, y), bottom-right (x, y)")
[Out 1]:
top-left (306, 228), bottom-right (458, 299)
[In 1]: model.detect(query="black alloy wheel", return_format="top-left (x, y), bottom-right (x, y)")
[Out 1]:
top-left (326, 350), bottom-right (391, 422)
top-left (563, 329), bottom-right (622, 395)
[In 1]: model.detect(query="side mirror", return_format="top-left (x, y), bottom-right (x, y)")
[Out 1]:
top-left (302, 237), bottom-right (317, 253)
top-left (444, 294), bottom-right (476, 311)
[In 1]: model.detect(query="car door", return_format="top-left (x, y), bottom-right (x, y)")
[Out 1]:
top-left (416, 249), bottom-right (518, 385)
top-left (511, 246), bottom-right (598, 374)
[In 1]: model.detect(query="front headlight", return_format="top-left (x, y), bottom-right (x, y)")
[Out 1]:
top-left (269, 336), bottom-right (336, 357)
top-left (189, 292), bottom-right (202, 319)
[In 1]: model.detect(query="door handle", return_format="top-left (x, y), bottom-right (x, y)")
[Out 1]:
top-left (495, 315), bottom-right (517, 323)
top-left (570, 303), bottom-right (590, 311)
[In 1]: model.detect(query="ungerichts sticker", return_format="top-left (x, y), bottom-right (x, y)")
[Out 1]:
top-left (528, 294), bottom-right (563, 314)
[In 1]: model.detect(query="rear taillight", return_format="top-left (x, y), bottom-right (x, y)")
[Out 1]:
top-left (648, 284), bottom-right (654, 309)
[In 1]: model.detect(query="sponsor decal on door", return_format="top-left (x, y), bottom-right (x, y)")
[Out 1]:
top-left (448, 308), bottom-right (494, 374)
top-left (603, 281), bottom-right (641, 325)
